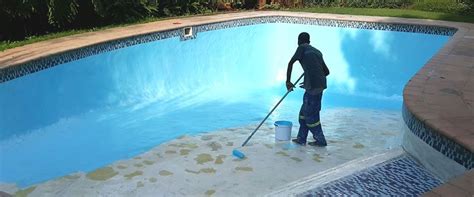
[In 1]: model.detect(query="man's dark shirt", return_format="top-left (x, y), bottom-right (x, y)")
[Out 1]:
top-left (291, 43), bottom-right (328, 94)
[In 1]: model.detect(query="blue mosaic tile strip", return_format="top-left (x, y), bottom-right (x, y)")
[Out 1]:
top-left (298, 155), bottom-right (443, 196)
top-left (0, 28), bottom-right (181, 83)
top-left (0, 16), bottom-right (457, 83)
top-left (193, 16), bottom-right (457, 37)
top-left (402, 104), bottom-right (474, 169)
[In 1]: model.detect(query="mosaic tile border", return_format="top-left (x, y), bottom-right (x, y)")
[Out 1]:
top-left (0, 15), bottom-right (457, 83)
top-left (403, 103), bottom-right (474, 169)
top-left (298, 155), bottom-right (442, 196)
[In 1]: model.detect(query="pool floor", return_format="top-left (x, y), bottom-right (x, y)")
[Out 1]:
top-left (0, 108), bottom-right (402, 196)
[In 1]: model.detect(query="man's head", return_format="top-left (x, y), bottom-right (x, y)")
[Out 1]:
top-left (298, 32), bottom-right (310, 45)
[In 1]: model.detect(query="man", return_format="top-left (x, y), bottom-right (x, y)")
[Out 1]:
top-left (286, 32), bottom-right (329, 147)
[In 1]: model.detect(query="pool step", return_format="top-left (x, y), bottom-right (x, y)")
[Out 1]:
top-left (267, 148), bottom-right (443, 196)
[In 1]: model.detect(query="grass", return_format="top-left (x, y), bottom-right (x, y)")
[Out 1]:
top-left (0, 30), bottom-right (92, 51)
top-left (0, 11), bottom-right (233, 52)
top-left (1, 8), bottom-right (473, 51)
top-left (291, 7), bottom-right (474, 23)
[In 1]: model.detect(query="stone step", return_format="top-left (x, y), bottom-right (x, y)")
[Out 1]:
top-left (267, 148), bottom-right (443, 196)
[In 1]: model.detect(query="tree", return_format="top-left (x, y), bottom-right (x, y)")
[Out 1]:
top-left (47, 0), bottom-right (79, 28)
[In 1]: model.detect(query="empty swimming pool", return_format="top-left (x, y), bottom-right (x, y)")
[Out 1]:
top-left (0, 17), bottom-right (451, 188)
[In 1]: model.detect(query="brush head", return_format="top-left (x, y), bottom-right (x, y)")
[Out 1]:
top-left (232, 149), bottom-right (245, 159)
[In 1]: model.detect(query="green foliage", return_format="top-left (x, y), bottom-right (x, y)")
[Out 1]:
top-left (1, 0), bottom-right (50, 40)
top-left (158, 0), bottom-right (215, 16)
top-left (411, 0), bottom-right (464, 13)
top-left (92, 0), bottom-right (155, 23)
top-left (299, 0), bottom-right (471, 13)
top-left (293, 6), bottom-right (474, 22)
top-left (47, 0), bottom-right (79, 28)
top-left (2, 0), bottom-right (474, 45)
top-left (232, 1), bottom-right (244, 9)
top-left (460, 0), bottom-right (474, 14)
top-left (302, 0), bottom-right (412, 8)
top-left (263, 3), bottom-right (282, 9)
top-left (244, 0), bottom-right (258, 9)
top-left (1, 0), bottom-right (34, 19)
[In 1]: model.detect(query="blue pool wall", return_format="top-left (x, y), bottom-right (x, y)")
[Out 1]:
top-left (0, 16), bottom-right (456, 140)
top-left (2, 15), bottom-right (471, 186)
top-left (0, 16), bottom-right (456, 83)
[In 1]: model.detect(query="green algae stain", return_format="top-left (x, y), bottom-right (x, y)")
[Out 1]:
top-left (264, 144), bottom-right (273, 149)
top-left (86, 167), bottom-right (118, 181)
top-left (205, 189), bottom-right (216, 196)
top-left (232, 157), bottom-right (247, 162)
top-left (149, 177), bottom-right (157, 183)
top-left (180, 149), bottom-right (191, 156)
top-left (14, 186), bottom-right (36, 197)
top-left (134, 156), bottom-right (142, 160)
top-left (290, 157), bottom-right (302, 162)
top-left (185, 169), bottom-right (200, 174)
top-left (155, 153), bottom-right (163, 158)
top-left (134, 163), bottom-right (144, 168)
top-left (353, 143), bottom-right (365, 149)
top-left (200, 168), bottom-right (217, 174)
top-left (165, 150), bottom-right (177, 154)
top-left (159, 170), bottom-right (173, 176)
top-left (184, 143), bottom-right (199, 149)
top-left (235, 167), bottom-right (253, 172)
top-left (137, 181), bottom-right (144, 188)
top-left (169, 143), bottom-right (199, 149)
top-left (143, 160), bottom-right (155, 165)
top-left (226, 142), bottom-right (234, 146)
top-left (276, 151), bottom-right (289, 157)
top-left (177, 135), bottom-right (186, 139)
top-left (201, 135), bottom-right (214, 141)
top-left (64, 174), bottom-right (81, 180)
top-left (124, 171), bottom-right (143, 180)
top-left (207, 142), bottom-right (222, 151)
top-left (215, 155), bottom-right (226, 164)
top-left (117, 165), bottom-right (128, 169)
top-left (219, 137), bottom-right (228, 141)
top-left (313, 154), bottom-right (323, 163)
top-left (194, 153), bottom-right (214, 164)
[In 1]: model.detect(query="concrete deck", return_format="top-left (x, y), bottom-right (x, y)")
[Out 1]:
top-left (0, 11), bottom-right (473, 196)
top-left (423, 169), bottom-right (474, 196)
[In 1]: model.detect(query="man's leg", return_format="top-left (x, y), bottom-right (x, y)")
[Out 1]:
top-left (307, 111), bottom-right (327, 146)
top-left (294, 92), bottom-right (310, 144)
top-left (304, 92), bottom-right (327, 146)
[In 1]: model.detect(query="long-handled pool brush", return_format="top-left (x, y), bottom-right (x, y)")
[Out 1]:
top-left (232, 74), bottom-right (304, 159)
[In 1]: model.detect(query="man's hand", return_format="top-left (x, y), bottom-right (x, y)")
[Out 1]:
top-left (286, 81), bottom-right (294, 92)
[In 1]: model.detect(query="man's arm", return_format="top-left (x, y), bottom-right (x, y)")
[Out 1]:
top-left (287, 46), bottom-right (303, 91)
top-left (286, 58), bottom-right (297, 91)
top-left (322, 59), bottom-right (330, 76)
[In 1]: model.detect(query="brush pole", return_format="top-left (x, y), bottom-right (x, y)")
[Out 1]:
top-left (241, 73), bottom-right (304, 147)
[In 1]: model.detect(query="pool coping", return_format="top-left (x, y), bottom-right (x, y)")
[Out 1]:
top-left (0, 10), bottom-right (473, 193)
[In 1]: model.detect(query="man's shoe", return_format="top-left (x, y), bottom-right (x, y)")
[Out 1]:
top-left (308, 141), bottom-right (327, 147)
top-left (292, 139), bottom-right (306, 146)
